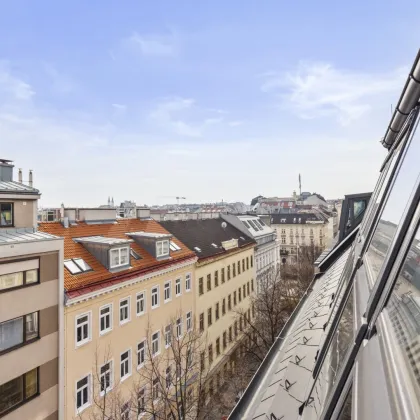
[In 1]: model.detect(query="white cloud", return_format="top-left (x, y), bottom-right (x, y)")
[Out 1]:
top-left (125, 32), bottom-right (178, 57)
top-left (261, 62), bottom-right (406, 125)
top-left (228, 120), bottom-right (243, 127)
top-left (44, 63), bottom-right (74, 94)
top-left (0, 61), bottom-right (35, 100)
top-left (112, 103), bottom-right (127, 113)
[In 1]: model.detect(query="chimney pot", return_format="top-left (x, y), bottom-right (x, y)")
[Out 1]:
top-left (29, 170), bottom-right (33, 187)
top-left (18, 168), bottom-right (23, 183)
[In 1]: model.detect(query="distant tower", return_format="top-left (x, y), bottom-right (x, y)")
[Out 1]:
top-left (299, 174), bottom-right (302, 197)
top-left (111, 197), bottom-right (115, 207)
top-left (108, 196), bottom-right (111, 207)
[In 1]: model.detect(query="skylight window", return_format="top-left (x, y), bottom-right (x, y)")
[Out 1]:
top-left (170, 241), bottom-right (181, 251)
top-left (248, 220), bottom-right (259, 232)
top-left (211, 243), bottom-right (218, 248)
top-left (73, 258), bottom-right (92, 272)
top-left (254, 220), bottom-right (264, 230)
top-left (239, 236), bottom-right (245, 241)
top-left (130, 249), bottom-right (142, 260)
top-left (242, 220), bottom-right (251, 228)
top-left (65, 258), bottom-right (92, 274)
top-left (194, 247), bottom-right (202, 252)
top-left (258, 219), bottom-right (266, 226)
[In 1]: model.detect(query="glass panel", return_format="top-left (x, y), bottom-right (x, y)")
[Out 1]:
top-left (0, 317), bottom-right (23, 351)
top-left (0, 272), bottom-right (23, 290)
top-left (25, 312), bottom-right (38, 341)
top-left (25, 369), bottom-right (38, 398)
top-left (26, 269), bottom-right (38, 284)
top-left (385, 221), bottom-right (420, 399)
top-left (120, 248), bottom-right (129, 265)
top-left (0, 375), bottom-right (23, 415)
top-left (353, 200), bottom-right (366, 219)
top-left (110, 249), bottom-right (119, 267)
top-left (366, 125), bottom-right (420, 285)
top-left (0, 203), bottom-right (13, 226)
top-left (64, 260), bottom-right (82, 275)
top-left (73, 258), bottom-right (92, 272)
top-left (337, 385), bottom-right (352, 420)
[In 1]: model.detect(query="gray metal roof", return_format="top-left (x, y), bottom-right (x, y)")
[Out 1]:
top-left (0, 228), bottom-right (59, 244)
top-left (74, 236), bottom-right (133, 245)
top-left (127, 231), bottom-right (172, 239)
top-left (0, 181), bottom-right (39, 194)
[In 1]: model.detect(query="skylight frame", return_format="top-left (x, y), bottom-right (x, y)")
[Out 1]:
top-left (73, 258), bottom-right (93, 273)
top-left (64, 259), bottom-right (82, 275)
top-left (169, 241), bottom-right (181, 252)
top-left (130, 249), bottom-right (142, 260)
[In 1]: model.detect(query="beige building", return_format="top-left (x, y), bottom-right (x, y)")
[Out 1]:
top-left (0, 159), bottom-right (64, 420)
top-left (160, 219), bottom-right (256, 390)
top-left (39, 208), bottom-right (197, 420)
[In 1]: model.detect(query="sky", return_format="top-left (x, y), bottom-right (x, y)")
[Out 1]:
top-left (0, 1), bottom-right (419, 207)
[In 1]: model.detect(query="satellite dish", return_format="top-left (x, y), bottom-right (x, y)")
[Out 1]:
top-left (221, 222), bottom-right (227, 229)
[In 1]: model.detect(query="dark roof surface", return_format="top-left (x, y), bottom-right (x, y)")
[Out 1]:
top-left (160, 218), bottom-right (255, 259)
top-left (270, 212), bottom-right (327, 224)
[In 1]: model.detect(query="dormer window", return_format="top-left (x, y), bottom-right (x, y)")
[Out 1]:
top-left (0, 203), bottom-right (13, 226)
top-left (110, 247), bottom-right (129, 268)
top-left (156, 240), bottom-right (169, 258)
top-left (169, 241), bottom-right (181, 252)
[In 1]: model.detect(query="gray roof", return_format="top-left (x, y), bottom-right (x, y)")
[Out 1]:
top-left (0, 181), bottom-right (40, 194)
top-left (127, 231), bottom-right (172, 239)
top-left (0, 228), bottom-right (59, 244)
top-left (74, 236), bottom-right (133, 245)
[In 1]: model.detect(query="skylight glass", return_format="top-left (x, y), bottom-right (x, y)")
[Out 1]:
top-left (170, 241), bottom-right (181, 251)
top-left (242, 220), bottom-right (251, 228)
top-left (248, 220), bottom-right (259, 232)
top-left (64, 259), bottom-right (82, 274)
top-left (73, 258), bottom-right (92, 272)
top-left (258, 219), bottom-right (266, 226)
top-left (130, 249), bottom-right (142, 260)
top-left (194, 247), bottom-right (202, 252)
top-left (211, 243), bottom-right (218, 248)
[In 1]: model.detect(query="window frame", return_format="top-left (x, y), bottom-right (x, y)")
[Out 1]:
top-left (99, 304), bottom-right (113, 336)
top-left (99, 360), bottom-right (113, 396)
top-left (137, 339), bottom-right (146, 368)
top-left (136, 291), bottom-right (146, 316)
top-left (165, 324), bottom-right (172, 348)
top-left (164, 280), bottom-right (172, 303)
top-left (0, 202), bottom-right (14, 227)
top-left (176, 317), bottom-right (183, 339)
top-left (120, 348), bottom-right (132, 382)
top-left (185, 273), bottom-right (192, 292)
top-left (175, 277), bottom-right (182, 297)
top-left (151, 330), bottom-right (161, 357)
top-left (0, 258), bottom-right (40, 293)
top-left (156, 240), bottom-right (170, 258)
top-left (75, 312), bottom-right (91, 348)
top-left (109, 247), bottom-right (130, 268)
top-left (119, 296), bottom-right (131, 325)
top-left (186, 311), bottom-right (192, 331)
top-left (75, 372), bottom-right (91, 415)
top-left (151, 285), bottom-right (160, 309)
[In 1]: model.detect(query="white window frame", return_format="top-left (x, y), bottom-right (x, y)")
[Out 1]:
top-left (120, 348), bottom-right (132, 382)
top-left (75, 373), bottom-right (91, 415)
top-left (164, 280), bottom-right (172, 303)
top-left (186, 311), bottom-right (192, 332)
top-left (136, 291), bottom-right (146, 316)
top-left (109, 247), bottom-right (130, 268)
top-left (99, 304), bottom-right (113, 336)
top-left (99, 360), bottom-right (113, 396)
top-left (185, 273), bottom-right (192, 292)
top-left (175, 278), bottom-right (182, 297)
top-left (165, 324), bottom-right (172, 348)
top-left (137, 339), bottom-right (146, 369)
top-left (152, 377), bottom-right (160, 402)
top-left (75, 312), bottom-right (91, 347)
top-left (176, 317), bottom-right (183, 339)
top-left (156, 240), bottom-right (170, 258)
top-left (152, 330), bottom-right (160, 357)
top-left (138, 386), bottom-right (146, 416)
top-left (151, 285), bottom-right (160, 309)
top-left (119, 297), bottom-right (131, 325)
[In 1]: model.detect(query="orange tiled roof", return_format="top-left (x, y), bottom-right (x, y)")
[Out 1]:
top-left (38, 219), bottom-right (195, 292)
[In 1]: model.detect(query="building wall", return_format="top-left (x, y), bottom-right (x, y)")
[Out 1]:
top-left (0, 198), bottom-right (37, 228)
top-left (195, 246), bottom-right (255, 376)
top-left (64, 262), bottom-right (195, 420)
top-left (0, 244), bottom-right (62, 420)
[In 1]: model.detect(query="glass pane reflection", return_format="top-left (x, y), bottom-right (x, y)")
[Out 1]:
top-left (366, 125), bottom-right (420, 285)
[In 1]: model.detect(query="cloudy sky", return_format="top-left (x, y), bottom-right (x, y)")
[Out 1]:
top-left (1, 1), bottom-right (419, 207)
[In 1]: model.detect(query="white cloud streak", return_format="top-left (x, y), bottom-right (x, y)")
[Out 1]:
top-left (0, 61), bottom-right (35, 100)
top-left (125, 32), bottom-right (178, 57)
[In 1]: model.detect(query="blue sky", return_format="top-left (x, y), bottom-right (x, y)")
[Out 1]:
top-left (1, 1), bottom-right (419, 207)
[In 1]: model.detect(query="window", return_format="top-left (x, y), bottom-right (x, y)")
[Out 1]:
top-left (121, 402), bottom-right (130, 420)
top-left (216, 338), bottom-right (220, 357)
top-left (214, 270), bottom-right (219, 287)
top-left (229, 326), bottom-right (233, 342)
top-left (238, 261), bottom-right (241, 274)
top-left (119, 297), bottom-right (130, 324)
top-left (136, 291), bottom-right (146, 316)
top-left (76, 313), bottom-right (91, 346)
top-left (0, 368), bottom-right (38, 416)
top-left (243, 284), bottom-right (246, 298)
top-left (99, 305), bottom-right (112, 334)
top-left (251, 279), bottom-right (254, 292)
top-left (152, 377), bottom-right (160, 401)
top-left (223, 331), bottom-right (227, 349)
top-left (239, 317), bottom-right (243, 331)
top-left (151, 286), bottom-right (159, 308)
top-left (0, 266), bottom-right (38, 291)
top-left (0, 202), bottom-right (13, 226)
top-left (130, 248), bottom-right (142, 260)
top-left (156, 240), bottom-right (169, 257)
top-left (222, 298), bottom-right (226, 315)
top-left (207, 274), bottom-right (211, 291)
top-left (72, 258), bottom-right (92, 273)
top-left (208, 308), bottom-right (212, 326)
top-left (152, 331), bottom-right (160, 356)
top-left (234, 291), bottom-right (237, 306)
top-left (170, 241), bottom-right (181, 251)
top-left (208, 344), bottom-right (213, 364)
top-left (187, 348), bottom-right (193, 367)
top-left (199, 277), bottom-right (204, 295)
top-left (242, 259), bottom-right (245, 272)
top-left (228, 294), bottom-right (232, 311)
top-left (200, 313), bottom-right (204, 332)
top-left (120, 349), bottom-right (131, 380)
top-left (247, 282), bottom-right (250, 295)
top-left (246, 257), bottom-right (249, 270)
top-left (227, 265), bottom-right (231, 280)
top-left (185, 273), bottom-right (191, 292)
top-left (76, 374), bottom-right (90, 413)
top-left (250, 255), bottom-right (253, 267)
top-left (215, 303), bottom-right (220, 321)
top-left (0, 312), bottom-right (39, 353)
top-left (138, 388), bottom-right (145, 415)
top-left (234, 321), bottom-right (238, 338)
top-left (200, 352), bottom-right (205, 371)
top-left (186, 311), bottom-right (192, 331)
top-left (175, 278), bottom-right (181, 296)
top-left (137, 340), bottom-right (146, 368)
top-left (164, 281), bottom-right (172, 302)
top-left (64, 260), bottom-right (82, 274)
top-left (233, 263), bottom-right (236, 277)
top-left (163, 324), bottom-right (172, 348)
top-left (166, 366), bottom-right (172, 389)
top-left (100, 361), bottom-right (112, 395)
top-left (221, 268), bottom-right (225, 283)
top-left (176, 317), bottom-right (182, 338)
top-left (252, 304), bottom-right (255, 318)
top-left (109, 247), bottom-right (129, 268)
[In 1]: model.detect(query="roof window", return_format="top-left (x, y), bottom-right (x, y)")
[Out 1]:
top-left (194, 247), bottom-right (202, 252)
top-left (211, 243), bottom-right (218, 248)
top-left (130, 249), bottom-right (142, 260)
top-left (170, 241), bottom-right (181, 251)
top-left (64, 258), bottom-right (93, 274)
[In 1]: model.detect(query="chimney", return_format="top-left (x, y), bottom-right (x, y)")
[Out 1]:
top-left (18, 168), bottom-right (23, 183)
top-left (29, 170), bottom-right (33, 187)
top-left (63, 216), bottom-right (69, 228)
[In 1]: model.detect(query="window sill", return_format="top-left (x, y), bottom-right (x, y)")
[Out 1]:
top-left (164, 299), bottom-right (172, 304)
top-left (152, 351), bottom-right (161, 359)
top-left (151, 305), bottom-right (160, 310)
top-left (137, 364), bottom-right (145, 371)
top-left (121, 373), bottom-right (131, 383)
top-left (176, 293), bottom-right (182, 298)
top-left (99, 329), bottom-right (112, 337)
top-left (76, 338), bottom-right (91, 348)
top-left (99, 387), bottom-right (113, 397)
top-left (185, 289), bottom-right (191, 293)
top-left (119, 319), bottom-right (130, 326)
top-left (76, 402), bottom-right (91, 416)
top-left (0, 336), bottom-right (40, 357)
top-left (136, 312), bottom-right (146, 317)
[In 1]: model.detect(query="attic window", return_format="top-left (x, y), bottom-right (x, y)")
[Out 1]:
top-left (64, 258), bottom-right (92, 274)
top-left (110, 247), bottom-right (130, 268)
top-left (211, 243), bottom-right (218, 248)
top-left (156, 240), bottom-right (170, 258)
top-left (170, 242), bottom-right (181, 252)
top-left (239, 236), bottom-right (245, 241)
top-left (281, 218), bottom-right (286, 223)
top-left (242, 221), bottom-right (251, 228)
top-left (248, 220), bottom-right (259, 232)
top-left (254, 220), bottom-right (264, 231)
top-left (194, 247), bottom-right (202, 252)
top-left (258, 219), bottom-right (266, 226)
top-left (130, 249), bottom-right (142, 260)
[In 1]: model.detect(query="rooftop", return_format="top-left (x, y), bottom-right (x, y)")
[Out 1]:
top-left (270, 212), bottom-right (327, 225)
top-left (0, 180), bottom-right (39, 195)
top-left (0, 227), bottom-right (60, 244)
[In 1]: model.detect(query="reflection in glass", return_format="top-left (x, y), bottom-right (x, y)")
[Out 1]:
top-left (337, 385), bottom-right (352, 420)
top-left (385, 221), bottom-right (420, 397)
top-left (366, 125), bottom-right (420, 284)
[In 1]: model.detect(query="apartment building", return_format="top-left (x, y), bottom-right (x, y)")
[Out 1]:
top-left (160, 219), bottom-right (256, 384)
top-left (39, 207), bottom-right (196, 420)
top-left (0, 159), bottom-right (64, 420)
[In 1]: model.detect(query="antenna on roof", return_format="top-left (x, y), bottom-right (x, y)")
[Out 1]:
top-left (221, 222), bottom-right (227, 229)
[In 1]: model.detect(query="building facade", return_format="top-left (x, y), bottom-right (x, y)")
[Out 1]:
top-left (0, 159), bottom-right (64, 420)
top-left (39, 209), bottom-right (197, 420)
